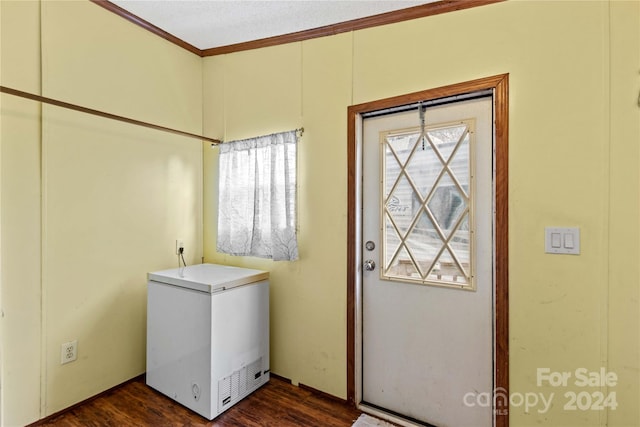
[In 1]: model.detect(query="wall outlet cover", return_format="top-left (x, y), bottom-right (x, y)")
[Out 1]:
top-left (61, 340), bottom-right (78, 364)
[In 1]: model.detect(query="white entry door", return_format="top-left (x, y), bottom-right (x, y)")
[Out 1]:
top-left (361, 96), bottom-right (494, 427)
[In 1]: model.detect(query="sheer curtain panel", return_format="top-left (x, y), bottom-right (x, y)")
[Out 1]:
top-left (217, 130), bottom-right (298, 261)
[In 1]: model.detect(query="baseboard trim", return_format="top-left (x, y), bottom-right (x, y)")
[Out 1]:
top-left (270, 373), bottom-right (349, 406)
top-left (299, 382), bottom-right (350, 405)
top-left (27, 374), bottom-right (145, 426)
top-left (269, 372), bottom-right (292, 384)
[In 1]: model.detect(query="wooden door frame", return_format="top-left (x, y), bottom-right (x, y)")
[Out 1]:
top-left (346, 74), bottom-right (509, 427)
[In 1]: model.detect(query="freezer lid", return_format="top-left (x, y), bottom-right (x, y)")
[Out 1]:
top-left (148, 263), bottom-right (268, 293)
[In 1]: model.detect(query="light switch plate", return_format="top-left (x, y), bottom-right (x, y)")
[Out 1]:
top-left (545, 227), bottom-right (580, 255)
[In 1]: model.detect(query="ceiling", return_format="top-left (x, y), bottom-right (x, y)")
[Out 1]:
top-left (110, 0), bottom-right (435, 50)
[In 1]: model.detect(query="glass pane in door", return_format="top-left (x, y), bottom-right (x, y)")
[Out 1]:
top-left (380, 121), bottom-right (475, 290)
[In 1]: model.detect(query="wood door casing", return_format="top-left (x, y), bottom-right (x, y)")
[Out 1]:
top-left (346, 74), bottom-right (509, 427)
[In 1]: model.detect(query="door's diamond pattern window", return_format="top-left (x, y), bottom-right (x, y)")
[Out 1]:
top-left (427, 172), bottom-right (465, 235)
top-left (385, 174), bottom-right (420, 235)
top-left (382, 121), bottom-right (475, 289)
top-left (386, 132), bottom-right (418, 167)
top-left (427, 125), bottom-right (466, 162)
top-left (405, 142), bottom-right (441, 199)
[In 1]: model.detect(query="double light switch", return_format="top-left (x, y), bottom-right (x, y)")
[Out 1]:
top-left (545, 227), bottom-right (580, 255)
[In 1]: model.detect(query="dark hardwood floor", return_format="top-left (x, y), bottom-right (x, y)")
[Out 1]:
top-left (35, 376), bottom-right (362, 427)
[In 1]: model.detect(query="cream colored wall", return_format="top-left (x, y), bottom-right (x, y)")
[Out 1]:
top-left (1, 1), bottom-right (637, 426)
top-left (1, 1), bottom-right (43, 425)
top-left (608, 2), bottom-right (640, 425)
top-left (203, 1), bottom-right (639, 426)
top-left (1, 1), bottom-right (203, 425)
top-left (203, 35), bottom-right (354, 395)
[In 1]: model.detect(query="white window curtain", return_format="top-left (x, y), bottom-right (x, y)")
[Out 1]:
top-left (217, 130), bottom-right (298, 261)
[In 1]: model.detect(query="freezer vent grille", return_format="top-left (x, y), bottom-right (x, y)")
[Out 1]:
top-left (238, 364), bottom-right (248, 397)
top-left (218, 376), bottom-right (232, 408)
top-left (247, 358), bottom-right (264, 389)
top-left (218, 357), bottom-right (265, 412)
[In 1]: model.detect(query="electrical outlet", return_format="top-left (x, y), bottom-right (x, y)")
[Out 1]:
top-left (176, 239), bottom-right (184, 255)
top-left (61, 340), bottom-right (78, 365)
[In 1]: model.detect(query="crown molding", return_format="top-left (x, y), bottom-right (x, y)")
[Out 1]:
top-left (91, 0), bottom-right (504, 57)
top-left (90, 0), bottom-right (203, 56)
top-left (202, 0), bottom-right (504, 56)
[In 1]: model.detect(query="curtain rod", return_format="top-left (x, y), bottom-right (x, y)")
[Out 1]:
top-left (0, 85), bottom-right (222, 145)
top-left (210, 127), bottom-right (304, 148)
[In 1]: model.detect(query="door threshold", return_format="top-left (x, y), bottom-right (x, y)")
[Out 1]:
top-left (357, 403), bottom-right (436, 427)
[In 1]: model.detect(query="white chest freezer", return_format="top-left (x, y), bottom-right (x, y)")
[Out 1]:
top-left (146, 263), bottom-right (269, 420)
